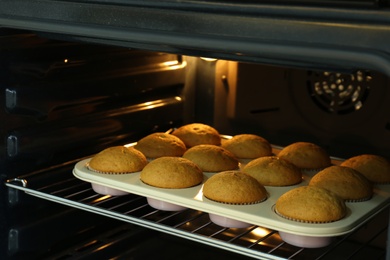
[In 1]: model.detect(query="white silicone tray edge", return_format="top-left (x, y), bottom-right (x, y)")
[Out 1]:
top-left (73, 158), bottom-right (390, 237)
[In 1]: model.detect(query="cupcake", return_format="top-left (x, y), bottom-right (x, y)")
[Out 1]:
top-left (134, 132), bottom-right (186, 159)
top-left (275, 185), bottom-right (346, 223)
top-left (221, 134), bottom-right (273, 164)
top-left (277, 142), bottom-right (331, 173)
top-left (89, 146), bottom-right (147, 173)
top-left (140, 156), bottom-right (203, 189)
top-left (171, 123), bottom-right (221, 148)
top-left (203, 170), bottom-right (267, 204)
top-left (182, 144), bottom-right (239, 172)
top-left (140, 157), bottom-right (204, 211)
top-left (203, 170), bottom-right (267, 228)
top-left (88, 146), bottom-right (148, 195)
top-left (309, 165), bottom-right (373, 202)
top-left (242, 156), bottom-right (302, 186)
top-left (275, 186), bottom-right (346, 248)
top-left (340, 154), bottom-right (390, 184)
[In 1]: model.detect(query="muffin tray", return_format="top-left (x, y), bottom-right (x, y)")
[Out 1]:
top-left (73, 153), bottom-right (390, 238)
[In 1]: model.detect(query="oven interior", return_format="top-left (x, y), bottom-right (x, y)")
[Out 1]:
top-left (1, 1), bottom-right (390, 259)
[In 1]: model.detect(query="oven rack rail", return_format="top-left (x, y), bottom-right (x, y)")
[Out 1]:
top-left (5, 163), bottom-right (389, 260)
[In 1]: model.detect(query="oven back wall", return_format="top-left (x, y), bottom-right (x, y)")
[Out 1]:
top-left (214, 61), bottom-right (390, 159)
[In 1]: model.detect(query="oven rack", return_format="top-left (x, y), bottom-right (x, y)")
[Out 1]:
top-left (5, 161), bottom-right (389, 260)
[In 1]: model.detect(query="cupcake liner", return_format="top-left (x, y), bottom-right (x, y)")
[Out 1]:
top-left (86, 164), bottom-right (133, 195)
top-left (204, 195), bottom-right (267, 205)
top-left (140, 179), bottom-right (203, 189)
top-left (273, 206), bottom-right (343, 224)
top-left (345, 195), bottom-right (372, 203)
top-left (87, 163), bottom-right (135, 175)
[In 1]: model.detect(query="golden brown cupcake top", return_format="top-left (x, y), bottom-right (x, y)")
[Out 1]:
top-left (275, 186), bottom-right (346, 223)
top-left (221, 134), bottom-right (273, 159)
top-left (309, 165), bottom-right (373, 201)
top-left (242, 156), bottom-right (302, 186)
top-left (134, 132), bottom-right (186, 158)
top-left (340, 154), bottom-right (390, 184)
top-left (277, 142), bottom-right (331, 170)
top-left (182, 144), bottom-right (239, 172)
top-left (171, 123), bottom-right (221, 148)
top-left (203, 171), bottom-right (267, 204)
top-left (89, 146), bottom-right (147, 173)
top-left (140, 157), bottom-right (203, 189)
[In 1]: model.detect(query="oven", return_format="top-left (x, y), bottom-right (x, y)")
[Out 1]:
top-left (1, 1), bottom-right (390, 259)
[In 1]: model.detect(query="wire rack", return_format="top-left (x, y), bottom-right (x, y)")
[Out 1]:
top-left (5, 160), bottom-right (389, 260)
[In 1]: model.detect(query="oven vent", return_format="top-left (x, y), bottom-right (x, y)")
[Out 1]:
top-left (307, 70), bottom-right (371, 115)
